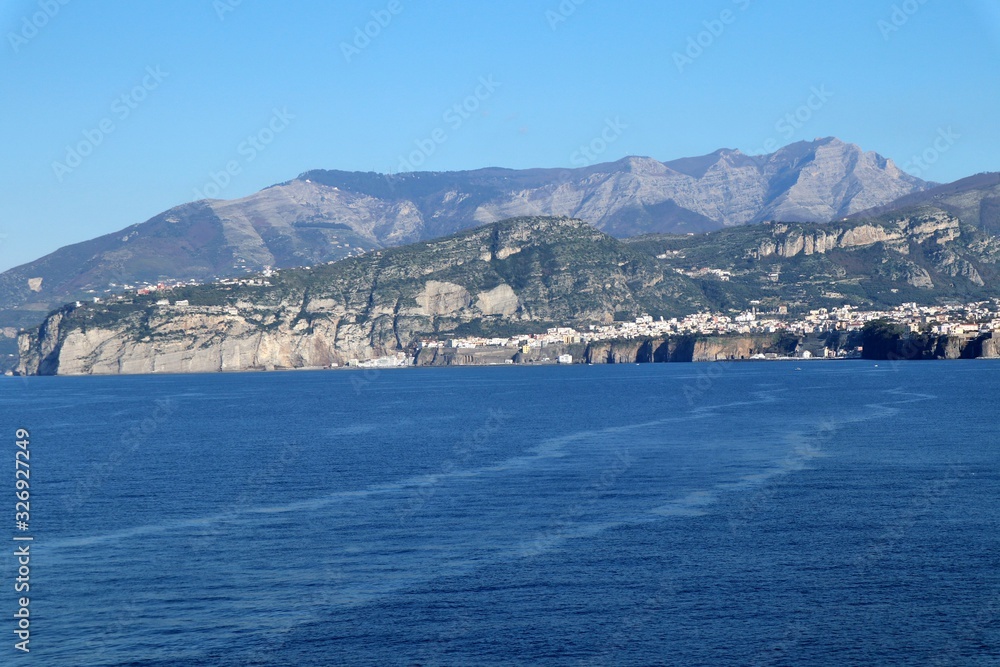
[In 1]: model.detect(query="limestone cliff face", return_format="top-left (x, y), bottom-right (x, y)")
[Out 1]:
top-left (738, 210), bottom-right (973, 290)
top-left (861, 330), bottom-right (1000, 361)
top-left (981, 334), bottom-right (1000, 358)
top-left (963, 333), bottom-right (1000, 360)
top-left (582, 336), bottom-right (791, 364)
top-left (18, 311), bottom-right (65, 375)
top-left (750, 211), bottom-right (961, 260)
top-left (583, 340), bottom-right (649, 364)
top-left (936, 249), bottom-right (985, 286)
top-left (17, 307), bottom-right (385, 375)
top-left (475, 284), bottom-right (519, 316)
top-left (934, 336), bottom-right (967, 360)
top-left (691, 335), bottom-right (798, 362)
top-left (608, 340), bottom-right (645, 364)
top-left (17, 217), bottom-right (706, 376)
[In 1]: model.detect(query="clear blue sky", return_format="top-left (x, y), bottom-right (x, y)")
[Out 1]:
top-left (1, 0), bottom-right (998, 271)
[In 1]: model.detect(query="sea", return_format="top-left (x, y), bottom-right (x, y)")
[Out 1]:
top-left (2, 360), bottom-right (999, 666)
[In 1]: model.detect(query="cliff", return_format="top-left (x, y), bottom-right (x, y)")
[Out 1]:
top-left (860, 321), bottom-right (1000, 360)
top-left (17, 217), bottom-right (707, 376)
top-left (579, 335), bottom-right (798, 364)
top-left (629, 207), bottom-right (1000, 307)
top-left (18, 307), bottom-right (367, 375)
top-left (749, 212), bottom-right (961, 260)
top-left (18, 210), bottom-right (1000, 376)
top-left (690, 335), bottom-right (799, 362)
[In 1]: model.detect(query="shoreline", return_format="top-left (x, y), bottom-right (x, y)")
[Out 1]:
top-left (10, 354), bottom-right (1000, 379)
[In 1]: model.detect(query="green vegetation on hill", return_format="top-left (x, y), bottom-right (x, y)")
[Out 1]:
top-left (35, 217), bottom-right (710, 359)
top-left (626, 207), bottom-right (1000, 312)
top-left (21, 208), bottom-right (1000, 373)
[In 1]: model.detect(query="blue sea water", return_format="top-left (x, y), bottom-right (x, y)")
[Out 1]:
top-left (2, 360), bottom-right (999, 666)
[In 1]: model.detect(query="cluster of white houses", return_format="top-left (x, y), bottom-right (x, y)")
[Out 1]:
top-left (417, 300), bottom-right (1000, 354)
top-left (76, 272), bottom-right (1000, 367)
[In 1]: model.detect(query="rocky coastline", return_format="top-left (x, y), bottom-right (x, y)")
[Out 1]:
top-left (860, 327), bottom-right (1000, 361)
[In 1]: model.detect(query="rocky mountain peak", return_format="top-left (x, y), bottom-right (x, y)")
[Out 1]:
top-left (0, 139), bottom-right (936, 334)
top-left (614, 156), bottom-right (669, 175)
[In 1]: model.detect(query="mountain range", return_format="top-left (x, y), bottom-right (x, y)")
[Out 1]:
top-left (0, 137), bottom-right (931, 333)
top-left (847, 171), bottom-right (1000, 233)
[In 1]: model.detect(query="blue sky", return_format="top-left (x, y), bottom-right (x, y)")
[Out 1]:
top-left (1, 0), bottom-right (998, 271)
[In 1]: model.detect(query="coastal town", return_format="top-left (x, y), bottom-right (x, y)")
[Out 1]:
top-left (396, 300), bottom-right (1000, 367)
top-left (48, 242), bottom-right (1000, 365)
top-left (22, 267), bottom-right (1000, 370)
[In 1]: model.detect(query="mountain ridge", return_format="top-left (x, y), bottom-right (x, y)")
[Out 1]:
top-left (0, 138), bottom-right (931, 334)
top-left (848, 171), bottom-right (1000, 233)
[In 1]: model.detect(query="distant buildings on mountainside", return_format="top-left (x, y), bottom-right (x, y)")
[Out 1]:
top-left (416, 301), bottom-right (1000, 357)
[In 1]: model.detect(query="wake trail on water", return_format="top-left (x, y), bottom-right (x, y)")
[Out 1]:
top-left (40, 386), bottom-right (936, 595)
top-left (40, 390), bottom-right (787, 551)
top-left (34, 380), bottom-right (947, 664)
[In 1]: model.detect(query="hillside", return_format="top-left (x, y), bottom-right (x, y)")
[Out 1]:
top-left (17, 217), bottom-right (706, 375)
top-left (849, 172), bottom-right (1000, 234)
top-left (18, 211), bottom-right (1000, 375)
top-left (628, 206), bottom-right (1000, 312)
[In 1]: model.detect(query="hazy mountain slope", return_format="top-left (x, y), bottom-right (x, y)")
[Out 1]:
top-left (0, 138), bottom-right (929, 331)
top-left (0, 183), bottom-right (382, 329)
top-left (16, 217), bottom-right (709, 375)
top-left (849, 172), bottom-right (1000, 234)
top-left (300, 137), bottom-right (926, 235)
top-left (756, 138), bottom-right (925, 221)
top-left (628, 207), bottom-right (1000, 311)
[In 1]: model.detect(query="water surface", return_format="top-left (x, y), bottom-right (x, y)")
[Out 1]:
top-left (2, 361), bottom-right (998, 665)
